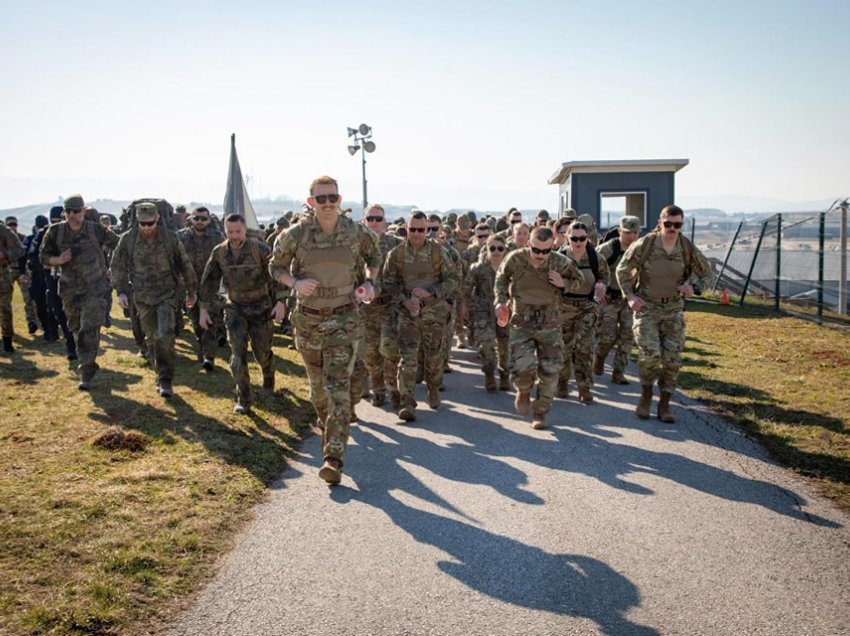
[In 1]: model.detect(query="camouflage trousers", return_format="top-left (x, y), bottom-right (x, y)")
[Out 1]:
top-left (0, 268), bottom-right (12, 337)
top-left (443, 309), bottom-right (455, 368)
top-left (135, 297), bottom-right (177, 383)
top-left (292, 307), bottom-right (358, 463)
top-left (471, 308), bottom-right (509, 376)
top-left (508, 307), bottom-right (564, 417)
top-left (225, 302), bottom-right (275, 407)
top-left (125, 291), bottom-right (147, 351)
top-left (596, 296), bottom-right (633, 374)
top-left (188, 298), bottom-right (222, 361)
top-left (63, 292), bottom-right (107, 376)
top-left (397, 303), bottom-right (449, 409)
top-left (559, 299), bottom-right (597, 391)
top-left (11, 269), bottom-right (37, 327)
top-left (632, 300), bottom-right (685, 391)
top-left (349, 311), bottom-right (367, 409)
top-left (364, 301), bottom-right (399, 394)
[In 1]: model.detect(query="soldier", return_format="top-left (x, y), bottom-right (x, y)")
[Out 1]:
top-left (535, 209), bottom-right (551, 228)
top-left (112, 202), bottom-right (198, 397)
top-left (452, 215), bottom-right (474, 348)
top-left (494, 226), bottom-right (583, 429)
top-left (40, 194), bottom-right (119, 388)
top-left (42, 206), bottom-right (77, 356)
top-left (178, 206), bottom-right (224, 371)
top-left (19, 215), bottom-right (56, 340)
top-left (175, 205), bottom-right (189, 229)
top-left (0, 219), bottom-right (25, 354)
top-left (616, 205), bottom-right (714, 422)
top-left (361, 204), bottom-right (401, 407)
top-left (270, 176), bottom-right (380, 485)
top-left (594, 216), bottom-right (641, 385)
top-left (557, 222), bottom-right (610, 403)
top-left (506, 222), bottom-right (530, 253)
top-left (200, 214), bottom-right (285, 413)
top-left (463, 234), bottom-right (510, 391)
top-left (496, 208), bottom-right (523, 240)
top-left (5, 216), bottom-right (38, 335)
top-left (382, 210), bottom-right (459, 422)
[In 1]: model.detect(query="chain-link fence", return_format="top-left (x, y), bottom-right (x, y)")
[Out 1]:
top-left (693, 200), bottom-right (849, 322)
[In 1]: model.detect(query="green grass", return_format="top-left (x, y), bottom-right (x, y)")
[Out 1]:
top-left (681, 298), bottom-right (850, 511)
top-left (0, 297), bottom-right (312, 635)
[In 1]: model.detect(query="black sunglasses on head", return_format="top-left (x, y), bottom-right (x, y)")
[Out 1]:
top-left (313, 194), bottom-right (340, 204)
top-left (662, 221), bottom-right (683, 229)
top-left (530, 246), bottom-right (552, 255)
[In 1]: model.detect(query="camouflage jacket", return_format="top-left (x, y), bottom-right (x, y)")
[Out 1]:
top-left (40, 220), bottom-right (119, 300)
top-left (382, 238), bottom-right (460, 306)
top-left (111, 227), bottom-right (198, 306)
top-left (462, 261), bottom-right (500, 313)
top-left (494, 248), bottom-right (583, 307)
top-left (177, 225), bottom-right (225, 279)
top-left (0, 223), bottom-right (25, 269)
top-left (200, 238), bottom-right (283, 310)
top-left (596, 238), bottom-right (627, 292)
top-left (559, 245), bottom-right (610, 299)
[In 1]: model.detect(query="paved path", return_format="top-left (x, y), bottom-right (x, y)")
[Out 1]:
top-left (172, 349), bottom-right (850, 636)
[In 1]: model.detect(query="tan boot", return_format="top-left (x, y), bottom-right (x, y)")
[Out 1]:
top-left (593, 354), bottom-right (604, 376)
top-left (636, 385), bottom-right (653, 419)
top-left (657, 391), bottom-right (676, 423)
top-left (371, 390), bottom-right (386, 407)
top-left (398, 407), bottom-right (416, 422)
top-left (531, 412), bottom-right (547, 429)
top-left (556, 379), bottom-right (569, 399)
top-left (611, 370), bottom-right (629, 385)
top-left (485, 371), bottom-right (497, 392)
top-left (499, 371), bottom-right (511, 391)
top-left (427, 385), bottom-right (440, 409)
top-left (578, 388), bottom-right (594, 403)
top-left (389, 390), bottom-right (401, 410)
top-left (515, 390), bottom-right (531, 416)
top-left (318, 458), bottom-right (342, 485)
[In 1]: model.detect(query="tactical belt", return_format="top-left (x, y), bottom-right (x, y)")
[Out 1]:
top-left (229, 287), bottom-right (270, 304)
top-left (562, 298), bottom-right (592, 307)
top-left (646, 295), bottom-right (681, 303)
top-left (312, 284), bottom-right (355, 299)
top-left (299, 302), bottom-right (357, 317)
top-left (513, 302), bottom-right (554, 320)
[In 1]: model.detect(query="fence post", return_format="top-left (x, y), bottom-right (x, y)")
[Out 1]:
top-left (775, 214), bottom-right (782, 312)
top-left (841, 200), bottom-right (848, 315)
top-left (818, 212), bottom-right (825, 320)
top-left (690, 217), bottom-right (695, 244)
top-left (740, 218), bottom-right (769, 306)
top-left (714, 221), bottom-right (743, 291)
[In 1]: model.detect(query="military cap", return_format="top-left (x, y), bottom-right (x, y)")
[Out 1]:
top-left (620, 215), bottom-right (641, 232)
top-left (446, 212), bottom-right (458, 223)
top-left (276, 216), bottom-right (288, 227)
top-left (175, 205), bottom-right (187, 213)
top-left (136, 202), bottom-right (158, 221)
top-left (49, 206), bottom-right (64, 220)
top-left (35, 215), bottom-right (49, 229)
top-left (562, 207), bottom-right (577, 220)
top-left (64, 194), bottom-right (85, 209)
top-left (457, 215), bottom-right (471, 229)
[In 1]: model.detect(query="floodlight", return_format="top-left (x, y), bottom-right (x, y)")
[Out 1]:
top-left (347, 127), bottom-right (358, 137)
top-left (363, 141), bottom-right (376, 153)
top-left (359, 123), bottom-right (371, 136)
top-left (348, 145), bottom-right (360, 156)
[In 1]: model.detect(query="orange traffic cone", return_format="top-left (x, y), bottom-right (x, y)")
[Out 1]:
top-left (721, 290), bottom-right (730, 305)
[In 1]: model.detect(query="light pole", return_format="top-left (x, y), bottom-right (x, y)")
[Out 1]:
top-left (347, 123), bottom-right (376, 215)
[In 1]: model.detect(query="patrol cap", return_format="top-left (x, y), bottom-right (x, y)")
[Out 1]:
top-left (175, 205), bottom-right (187, 213)
top-left (620, 215), bottom-right (641, 232)
top-left (276, 216), bottom-right (288, 227)
top-left (64, 194), bottom-right (85, 210)
top-left (5, 216), bottom-right (18, 225)
top-left (562, 207), bottom-right (577, 220)
top-left (49, 206), bottom-right (64, 220)
top-left (136, 202), bottom-right (158, 221)
top-left (35, 215), bottom-right (50, 229)
top-left (457, 215), bottom-right (471, 229)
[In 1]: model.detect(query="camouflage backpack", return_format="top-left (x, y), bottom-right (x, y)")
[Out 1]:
top-left (124, 198), bottom-right (179, 232)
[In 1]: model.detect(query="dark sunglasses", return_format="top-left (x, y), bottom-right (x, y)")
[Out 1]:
top-left (510, 218), bottom-right (522, 224)
top-left (569, 235), bottom-right (588, 242)
top-left (428, 227), bottom-right (440, 232)
top-left (663, 221), bottom-right (683, 229)
top-left (530, 246), bottom-right (552, 255)
top-left (365, 215), bottom-right (384, 222)
top-left (476, 233), bottom-right (490, 239)
top-left (139, 220), bottom-right (157, 227)
top-left (8, 223), bottom-right (17, 227)
top-left (192, 216), bottom-right (210, 222)
top-left (313, 194), bottom-right (340, 204)
top-left (408, 227), bottom-right (426, 233)
top-left (64, 208), bottom-right (83, 215)
top-left (489, 245), bottom-right (505, 252)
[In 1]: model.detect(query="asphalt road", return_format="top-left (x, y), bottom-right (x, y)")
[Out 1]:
top-left (172, 349), bottom-right (850, 636)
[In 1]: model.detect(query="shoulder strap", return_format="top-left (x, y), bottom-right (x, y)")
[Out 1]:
top-left (605, 239), bottom-right (622, 266)
top-left (679, 234), bottom-right (694, 273)
top-left (250, 238), bottom-right (262, 268)
top-left (56, 222), bottom-right (66, 250)
top-left (430, 240), bottom-right (441, 273)
top-left (395, 241), bottom-right (405, 274)
top-left (637, 232), bottom-right (657, 271)
top-left (587, 244), bottom-right (599, 280)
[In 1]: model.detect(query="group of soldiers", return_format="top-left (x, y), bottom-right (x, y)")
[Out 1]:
top-left (0, 180), bottom-right (713, 485)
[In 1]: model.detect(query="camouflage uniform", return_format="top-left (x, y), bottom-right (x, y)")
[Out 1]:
top-left (270, 216), bottom-right (380, 465)
top-left (595, 236), bottom-right (633, 379)
top-left (382, 239), bottom-right (459, 413)
top-left (0, 223), bottom-right (25, 349)
top-left (8, 227), bottom-right (38, 331)
top-left (178, 223), bottom-right (224, 364)
top-left (440, 241), bottom-right (463, 369)
top-left (362, 231), bottom-right (401, 403)
top-left (39, 215), bottom-right (119, 383)
top-left (463, 260), bottom-right (509, 388)
top-left (557, 246), bottom-right (609, 398)
top-left (111, 224), bottom-right (198, 390)
top-left (494, 248), bottom-right (583, 419)
top-left (202, 237), bottom-right (283, 408)
top-left (616, 231), bottom-right (713, 392)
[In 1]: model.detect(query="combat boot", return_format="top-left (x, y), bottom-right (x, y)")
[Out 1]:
top-left (593, 354), bottom-right (604, 376)
top-left (515, 390), bottom-right (531, 416)
top-left (389, 390), bottom-right (401, 410)
top-left (531, 412), bottom-right (547, 430)
top-left (78, 365), bottom-right (97, 391)
top-left (636, 385), bottom-right (653, 419)
top-left (485, 371), bottom-right (497, 392)
top-left (2, 336), bottom-right (13, 355)
top-left (427, 385), bottom-right (440, 409)
top-left (611, 370), bottom-right (629, 385)
top-left (233, 403), bottom-right (250, 415)
top-left (499, 371), bottom-right (511, 391)
top-left (318, 458), bottom-right (342, 485)
top-left (398, 407), bottom-right (416, 422)
top-left (158, 380), bottom-right (173, 398)
top-left (578, 388), bottom-right (594, 403)
top-left (657, 391), bottom-right (676, 423)
top-left (262, 376), bottom-right (275, 396)
top-left (371, 390), bottom-right (386, 407)
top-left (556, 379), bottom-right (569, 399)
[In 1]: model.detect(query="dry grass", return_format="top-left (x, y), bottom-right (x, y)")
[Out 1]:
top-left (0, 297), bottom-right (312, 635)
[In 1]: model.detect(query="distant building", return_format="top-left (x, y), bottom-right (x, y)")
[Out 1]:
top-left (548, 159), bottom-right (689, 232)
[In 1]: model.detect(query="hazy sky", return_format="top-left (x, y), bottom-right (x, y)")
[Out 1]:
top-left (1, 0), bottom-right (848, 211)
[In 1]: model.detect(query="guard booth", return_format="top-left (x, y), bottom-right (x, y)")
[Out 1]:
top-left (548, 159), bottom-right (689, 233)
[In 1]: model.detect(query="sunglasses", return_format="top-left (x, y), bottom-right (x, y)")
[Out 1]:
top-left (476, 233), bottom-right (490, 239)
top-left (65, 208), bottom-right (83, 215)
top-left (530, 246), bottom-right (552, 255)
top-left (489, 245), bottom-right (505, 252)
top-left (510, 218), bottom-right (522, 224)
top-left (8, 223), bottom-right (17, 227)
top-left (312, 194), bottom-right (340, 204)
top-left (569, 235), bottom-right (587, 242)
top-left (663, 221), bottom-right (684, 229)
top-left (408, 227), bottom-right (426, 233)
top-left (365, 216), bottom-right (384, 222)
top-left (428, 227), bottom-right (440, 232)
top-left (192, 216), bottom-right (209, 222)
top-left (139, 220), bottom-right (157, 227)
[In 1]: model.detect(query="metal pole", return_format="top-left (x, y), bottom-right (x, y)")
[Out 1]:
top-left (840, 201), bottom-right (848, 315)
top-left (690, 217), bottom-right (696, 244)
top-left (740, 218), bottom-right (769, 306)
top-left (775, 213), bottom-right (781, 312)
top-left (361, 150), bottom-right (368, 215)
top-left (818, 212), bottom-right (825, 320)
top-left (714, 221), bottom-right (743, 291)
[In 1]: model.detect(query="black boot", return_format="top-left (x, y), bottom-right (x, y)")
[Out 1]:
top-left (2, 336), bottom-right (13, 355)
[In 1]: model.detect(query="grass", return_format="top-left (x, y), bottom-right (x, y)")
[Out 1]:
top-left (0, 297), bottom-right (312, 635)
top-left (681, 296), bottom-right (850, 511)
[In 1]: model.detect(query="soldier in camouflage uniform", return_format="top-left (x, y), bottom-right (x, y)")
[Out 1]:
top-left (557, 222), bottom-right (610, 403)
top-left (5, 216), bottom-right (38, 334)
top-left (494, 226), bottom-right (583, 429)
top-left (112, 202), bottom-right (198, 397)
top-left (178, 206), bottom-right (224, 371)
top-left (270, 176), bottom-right (380, 485)
top-left (382, 210), bottom-right (459, 422)
top-left (40, 194), bottom-right (120, 388)
top-left (0, 219), bottom-right (25, 354)
top-left (424, 216), bottom-right (462, 375)
top-left (594, 216), bottom-right (640, 385)
top-left (616, 205), bottom-right (714, 422)
top-left (201, 214), bottom-right (285, 413)
top-left (496, 208), bottom-right (523, 240)
top-left (361, 204), bottom-right (401, 407)
top-left (463, 234), bottom-right (510, 391)
top-left (452, 215), bottom-right (473, 348)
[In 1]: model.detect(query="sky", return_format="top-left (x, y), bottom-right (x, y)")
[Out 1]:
top-left (1, 0), bottom-right (848, 213)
